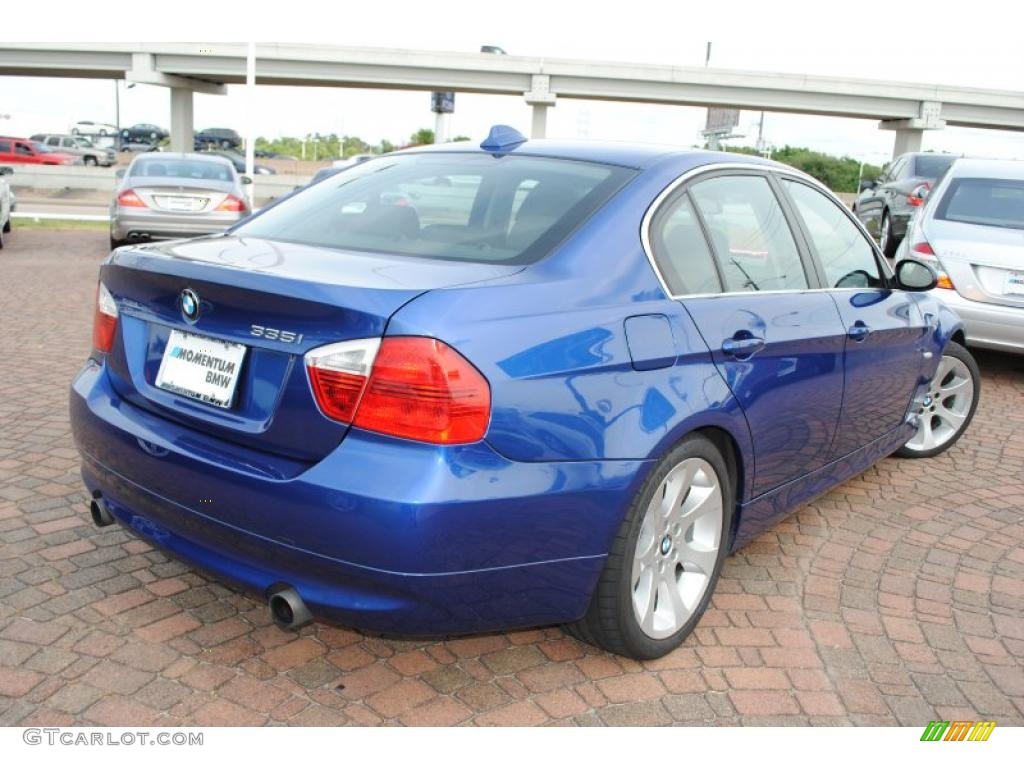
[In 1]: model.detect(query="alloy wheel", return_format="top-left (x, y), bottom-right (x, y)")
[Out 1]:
top-left (905, 355), bottom-right (975, 452)
top-left (631, 457), bottom-right (723, 639)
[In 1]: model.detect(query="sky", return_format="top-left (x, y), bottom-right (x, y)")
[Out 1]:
top-left (3, 1), bottom-right (1024, 164)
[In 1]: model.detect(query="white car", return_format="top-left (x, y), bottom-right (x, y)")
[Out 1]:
top-left (0, 165), bottom-right (13, 249)
top-left (896, 157), bottom-right (1024, 353)
top-left (70, 120), bottom-right (118, 137)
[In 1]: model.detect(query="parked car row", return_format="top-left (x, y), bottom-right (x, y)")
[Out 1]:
top-left (30, 134), bottom-right (116, 166)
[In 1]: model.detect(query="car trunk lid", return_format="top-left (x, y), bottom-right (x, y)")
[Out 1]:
top-left (100, 235), bottom-right (521, 462)
top-left (924, 219), bottom-right (1024, 307)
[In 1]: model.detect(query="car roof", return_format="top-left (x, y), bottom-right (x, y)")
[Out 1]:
top-left (398, 137), bottom-right (783, 172)
top-left (946, 157), bottom-right (1024, 180)
top-left (131, 151), bottom-right (234, 167)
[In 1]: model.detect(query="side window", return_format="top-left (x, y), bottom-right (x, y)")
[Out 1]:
top-left (649, 193), bottom-right (722, 295)
top-left (46, 137), bottom-right (59, 147)
top-left (15, 143), bottom-right (33, 156)
top-left (0, 140), bottom-right (10, 153)
top-left (690, 175), bottom-right (808, 292)
top-left (783, 180), bottom-right (882, 289)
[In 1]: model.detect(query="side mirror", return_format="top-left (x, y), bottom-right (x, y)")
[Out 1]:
top-left (859, 178), bottom-right (877, 192)
top-left (895, 258), bottom-right (938, 291)
top-left (115, 168), bottom-right (126, 180)
top-left (240, 175), bottom-right (252, 185)
top-left (0, 166), bottom-right (13, 176)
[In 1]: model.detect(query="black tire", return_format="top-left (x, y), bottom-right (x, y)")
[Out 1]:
top-left (0, 222), bottom-right (5, 249)
top-left (109, 235), bottom-right (126, 251)
top-left (880, 212), bottom-right (899, 258)
top-left (71, 127), bottom-right (80, 135)
top-left (894, 341), bottom-right (980, 459)
top-left (566, 434), bottom-right (733, 659)
top-left (84, 156), bottom-right (96, 167)
top-left (99, 128), bottom-right (108, 136)
top-left (2, 214), bottom-right (9, 233)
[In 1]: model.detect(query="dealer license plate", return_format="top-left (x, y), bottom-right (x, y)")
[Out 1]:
top-left (155, 329), bottom-right (246, 409)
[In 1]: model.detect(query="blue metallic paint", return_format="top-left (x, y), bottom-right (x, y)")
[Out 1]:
top-left (679, 291), bottom-right (846, 496)
top-left (70, 143), bottom-right (964, 635)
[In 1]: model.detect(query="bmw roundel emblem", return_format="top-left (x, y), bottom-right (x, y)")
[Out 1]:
top-left (180, 288), bottom-right (200, 322)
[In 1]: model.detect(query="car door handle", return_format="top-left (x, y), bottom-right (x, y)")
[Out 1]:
top-left (722, 336), bottom-right (765, 358)
top-left (848, 321), bottom-right (872, 341)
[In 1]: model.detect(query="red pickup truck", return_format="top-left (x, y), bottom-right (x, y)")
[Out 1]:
top-left (0, 137), bottom-right (79, 165)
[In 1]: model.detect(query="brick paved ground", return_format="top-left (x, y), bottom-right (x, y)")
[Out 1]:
top-left (1, 227), bottom-right (1022, 727)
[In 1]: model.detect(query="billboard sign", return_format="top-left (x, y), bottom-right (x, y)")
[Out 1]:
top-left (431, 92), bottom-right (455, 114)
top-left (704, 107), bottom-right (739, 133)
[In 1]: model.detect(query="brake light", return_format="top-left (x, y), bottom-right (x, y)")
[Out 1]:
top-left (215, 194), bottom-right (248, 213)
top-left (117, 189), bottom-right (146, 208)
top-left (908, 183), bottom-right (930, 207)
top-left (305, 337), bottom-right (491, 444)
top-left (92, 282), bottom-right (118, 353)
top-left (910, 241), bottom-right (954, 289)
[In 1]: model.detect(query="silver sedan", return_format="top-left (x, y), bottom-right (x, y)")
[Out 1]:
top-left (110, 153), bottom-right (252, 250)
top-left (896, 157), bottom-right (1024, 353)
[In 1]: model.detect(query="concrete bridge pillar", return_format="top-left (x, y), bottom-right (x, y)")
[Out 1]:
top-left (524, 74), bottom-right (557, 139)
top-left (880, 101), bottom-right (944, 158)
top-left (169, 88), bottom-right (194, 153)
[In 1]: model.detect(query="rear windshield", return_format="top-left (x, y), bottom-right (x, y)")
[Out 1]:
top-left (233, 153), bottom-right (635, 264)
top-left (914, 155), bottom-right (955, 179)
top-left (936, 177), bottom-right (1024, 230)
top-left (130, 158), bottom-right (234, 182)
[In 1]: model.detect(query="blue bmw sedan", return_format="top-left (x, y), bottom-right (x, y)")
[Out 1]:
top-left (70, 127), bottom-right (979, 659)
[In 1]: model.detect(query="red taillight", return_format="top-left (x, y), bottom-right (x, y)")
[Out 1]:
top-left (908, 183), bottom-right (931, 207)
top-left (92, 282), bottom-right (118, 353)
top-left (306, 337), bottom-right (491, 444)
top-left (117, 189), bottom-right (146, 208)
top-left (912, 241), bottom-right (935, 256)
top-left (215, 194), bottom-right (247, 212)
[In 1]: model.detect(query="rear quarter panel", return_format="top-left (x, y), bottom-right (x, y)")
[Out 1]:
top-left (386, 154), bottom-right (757, 503)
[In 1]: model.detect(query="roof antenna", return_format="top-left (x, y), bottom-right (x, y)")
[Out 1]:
top-left (481, 125), bottom-right (527, 155)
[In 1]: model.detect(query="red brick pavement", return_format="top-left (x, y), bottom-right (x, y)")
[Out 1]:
top-left (1, 228), bottom-right (1022, 726)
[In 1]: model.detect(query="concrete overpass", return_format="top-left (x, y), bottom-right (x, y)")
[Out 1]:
top-left (2, 42), bottom-right (1023, 157)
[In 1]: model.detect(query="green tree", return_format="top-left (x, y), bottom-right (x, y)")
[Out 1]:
top-left (410, 128), bottom-right (435, 146)
top-left (722, 144), bottom-right (882, 193)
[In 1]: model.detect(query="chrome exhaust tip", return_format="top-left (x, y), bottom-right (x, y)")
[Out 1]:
top-left (268, 586), bottom-right (313, 631)
top-left (90, 496), bottom-right (115, 527)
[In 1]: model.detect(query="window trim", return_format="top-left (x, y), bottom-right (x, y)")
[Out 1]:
top-left (642, 163), bottom-right (895, 299)
top-left (648, 189), bottom-right (725, 296)
top-left (643, 163), bottom-right (832, 299)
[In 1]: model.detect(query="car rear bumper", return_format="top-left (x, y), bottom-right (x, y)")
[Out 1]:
top-left (934, 289), bottom-right (1024, 353)
top-left (70, 361), bottom-right (643, 635)
top-left (112, 207), bottom-right (245, 240)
